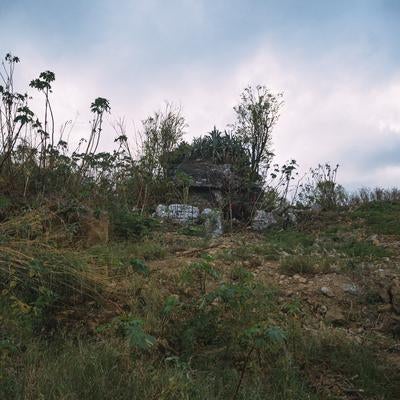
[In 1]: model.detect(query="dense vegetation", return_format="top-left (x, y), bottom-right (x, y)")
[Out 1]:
top-left (1, 53), bottom-right (400, 399)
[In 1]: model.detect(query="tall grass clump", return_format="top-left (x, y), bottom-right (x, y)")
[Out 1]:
top-left (0, 209), bottom-right (111, 330)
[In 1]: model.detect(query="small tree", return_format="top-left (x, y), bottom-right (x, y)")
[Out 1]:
top-left (234, 85), bottom-right (283, 181)
top-left (0, 54), bottom-right (37, 174)
top-left (30, 70), bottom-right (56, 168)
top-left (297, 163), bottom-right (347, 210)
top-left (140, 103), bottom-right (186, 178)
top-left (77, 97), bottom-right (111, 178)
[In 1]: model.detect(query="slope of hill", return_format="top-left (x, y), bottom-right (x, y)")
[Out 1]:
top-left (1, 201), bottom-right (400, 399)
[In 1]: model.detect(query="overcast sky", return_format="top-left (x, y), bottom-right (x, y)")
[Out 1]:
top-left (1, 0), bottom-right (400, 189)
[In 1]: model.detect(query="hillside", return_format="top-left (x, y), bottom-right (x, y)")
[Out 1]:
top-left (1, 201), bottom-right (400, 400)
top-left (1, 51), bottom-right (400, 399)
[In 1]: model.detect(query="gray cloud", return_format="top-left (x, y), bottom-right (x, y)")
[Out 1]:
top-left (1, 0), bottom-right (400, 190)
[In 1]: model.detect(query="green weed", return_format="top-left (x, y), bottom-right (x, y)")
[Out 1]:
top-left (339, 239), bottom-right (390, 259)
top-left (280, 255), bottom-right (316, 275)
top-left (351, 201), bottom-right (400, 235)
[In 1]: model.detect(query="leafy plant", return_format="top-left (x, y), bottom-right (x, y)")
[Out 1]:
top-left (181, 254), bottom-right (220, 294)
top-left (233, 324), bottom-right (287, 399)
top-left (140, 103), bottom-right (186, 179)
top-left (234, 85), bottom-right (283, 180)
top-left (280, 255), bottom-right (316, 275)
top-left (112, 209), bottom-right (157, 239)
top-left (190, 127), bottom-right (250, 172)
top-left (124, 318), bottom-right (156, 351)
top-left (161, 295), bottom-right (180, 317)
top-left (129, 258), bottom-right (150, 276)
top-left (297, 163), bottom-right (347, 210)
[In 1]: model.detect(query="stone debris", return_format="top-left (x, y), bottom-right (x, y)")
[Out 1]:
top-left (389, 280), bottom-right (400, 314)
top-left (80, 210), bottom-right (109, 246)
top-left (155, 204), bottom-right (199, 224)
top-left (341, 283), bottom-right (359, 295)
top-left (367, 234), bottom-right (380, 246)
top-left (325, 307), bottom-right (346, 325)
top-left (320, 286), bottom-right (334, 298)
top-left (155, 204), bottom-right (223, 236)
top-left (201, 208), bottom-right (223, 237)
top-left (155, 204), bottom-right (169, 219)
top-left (251, 210), bottom-right (277, 231)
top-left (318, 305), bottom-right (328, 315)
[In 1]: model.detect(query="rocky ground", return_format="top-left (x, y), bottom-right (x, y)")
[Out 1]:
top-left (2, 202), bottom-right (400, 399)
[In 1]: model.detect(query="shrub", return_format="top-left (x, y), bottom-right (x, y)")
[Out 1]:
top-left (111, 209), bottom-right (158, 239)
top-left (339, 239), bottom-right (390, 259)
top-left (351, 200), bottom-right (400, 235)
top-left (129, 258), bottom-right (150, 276)
top-left (280, 255), bottom-right (315, 275)
top-left (265, 229), bottom-right (315, 254)
top-left (0, 242), bottom-right (107, 331)
top-left (297, 163), bottom-right (347, 210)
top-left (181, 254), bottom-right (220, 294)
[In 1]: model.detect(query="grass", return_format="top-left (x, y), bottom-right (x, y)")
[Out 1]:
top-left (177, 224), bottom-right (206, 237)
top-left (216, 244), bottom-right (270, 264)
top-left (280, 255), bottom-right (316, 275)
top-left (339, 239), bottom-right (390, 259)
top-left (279, 254), bottom-right (333, 275)
top-left (88, 240), bottom-right (167, 266)
top-left (1, 338), bottom-right (195, 400)
top-left (351, 201), bottom-right (400, 235)
top-left (289, 328), bottom-right (400, 399)
top-left (265, 229), bottom-right (315, 253)
top-left (215, 230), bottom-right (315, 264)
top-left (0, 242), bottom-right (112, 332)
top-left (2, 205), bottom-right (400, 400)
top-left (2, 318), bottom-right (399, 400)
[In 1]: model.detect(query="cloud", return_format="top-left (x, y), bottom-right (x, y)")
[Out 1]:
top-left (1, 0), bottom-right (400, 190)
top-left (7, 41), bottom-right (400, 189)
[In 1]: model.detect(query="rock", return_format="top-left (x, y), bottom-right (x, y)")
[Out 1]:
top-left (325, 307), bottom-right (346, 325)
top-left (201, 208), bottom-right (223, 237)
top-left (329, 264), bottom-right (341, 273)
top-left (175, 160), bottom-right (233, 190)
top-left (80, 211), bottom-right (109, 246)
top-left (378, 285), bottom-right (391, 304)
top-left (251, 210), bottom-right (277, 231)
top-left (389, 281), bottom-right (400, 314)
top-left (211, 190), bottom-right (224, 206)
top-left (155, 204), bottom-right (199, 224)
top-left (368, 234), bottom-right (380, 246)
top-left (341, 283), bottom-right (359, 295)
top-left (377, 304), bottom-right (392, 312)
top-left (287, 211), bottom-right (297, 224)
top-left (168, 204), bottom-right (200, 223)
top-left (299, 277), bottom-right (308, 284)
top-left (320, 286), bottom-right (334, 298)
top-left (155, 204), bottom-right (169, 219)
top-left (274, 207), bottom-right (297, 225)
top-left (377, 268), bottom-right (385, 275)
top-left (311, 204), bottom-right (322, 212)
top-left (319, 305), bottom-right (328, 315)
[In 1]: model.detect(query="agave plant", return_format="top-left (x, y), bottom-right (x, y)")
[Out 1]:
top-left (190, 126), bottom-right (250, 172)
